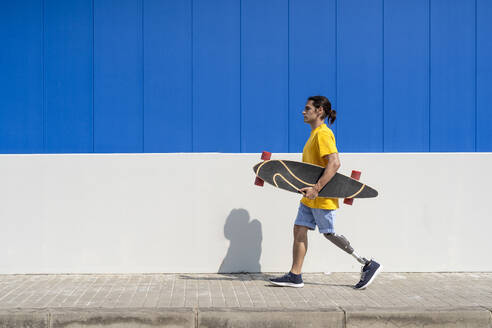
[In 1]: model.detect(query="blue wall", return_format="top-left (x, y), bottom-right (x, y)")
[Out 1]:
top-left (1, 0), bottom-right (491, 153)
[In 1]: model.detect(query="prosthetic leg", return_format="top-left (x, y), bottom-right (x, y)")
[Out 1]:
top-left (324, 233), bottom-right (368, 265)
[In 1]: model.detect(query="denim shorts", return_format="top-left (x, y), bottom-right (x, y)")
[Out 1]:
top-left (294, 202), bottom-right (335, 234)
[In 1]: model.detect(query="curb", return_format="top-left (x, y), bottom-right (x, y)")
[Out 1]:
top-left (199, 307), bottom-right (344, 328)
top-left (0, 307), bottom-right (491, 328)
top-left (344, 306), bottom-right (492, 328)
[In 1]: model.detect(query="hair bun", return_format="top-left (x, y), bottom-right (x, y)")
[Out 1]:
top-left (329, 109), bottom-right (336, 125)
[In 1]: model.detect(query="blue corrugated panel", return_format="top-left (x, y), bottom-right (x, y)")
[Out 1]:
top-left (337, 0), bottom-right (384, 152)
top-left (241, 0), bottom-right (289, 153)
top-left (288, 0), bottom-right (337, 153)
top-left (94, 0), bottom-right (143, 152)
top-left (477, 0), bottom-right (492, 152)
top-left (384, 0), bottom-right (429, 152)
top-left (1, 0), bottom-right (489, 154)
top-left (44, 0), bottom-right (93, 153)
top-left (0, 0), bottom-right (43, 153)
top-left (192, 0), bottom-right (240, 152)
top-left (144, 0), bottom-right (192, 153)
top-left (430, 0), bottom-right (475, 151)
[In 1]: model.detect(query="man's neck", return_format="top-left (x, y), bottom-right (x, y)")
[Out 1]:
top-left (309, 120), bottom-right (325, 131)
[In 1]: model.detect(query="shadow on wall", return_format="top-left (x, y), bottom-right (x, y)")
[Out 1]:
top-left (218, 209), bottom-right (262, 273)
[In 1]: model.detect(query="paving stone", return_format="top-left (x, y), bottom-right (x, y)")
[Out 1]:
top-left (0, 273), bottom-right (492, 327)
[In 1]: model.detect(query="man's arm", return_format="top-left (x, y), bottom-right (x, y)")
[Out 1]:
top-left (300, 152), bottom-right (340, 199)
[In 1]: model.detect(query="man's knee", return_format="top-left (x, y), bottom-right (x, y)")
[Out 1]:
top-left (294, 225), bottom-right (308, 241)
top-left (324, 233), bottom-right (354, 254)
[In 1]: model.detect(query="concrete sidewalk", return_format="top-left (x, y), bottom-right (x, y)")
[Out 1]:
top-left (0, 272), bottom-right (491, 327)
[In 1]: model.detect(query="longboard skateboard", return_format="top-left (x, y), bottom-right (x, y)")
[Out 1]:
top-left (253, 152), bottom-right (378, 204)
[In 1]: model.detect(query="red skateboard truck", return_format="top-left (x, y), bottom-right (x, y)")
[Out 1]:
top-left (254, 151), bottom-right (271, 186)
top-left (344, 170), bottom-right (361, 205)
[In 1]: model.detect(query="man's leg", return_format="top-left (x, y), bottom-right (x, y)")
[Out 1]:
top-left (269, 224), bottom-right (307, 287)
top-left (269, 204), bottom-right (314, 287)
top-left (291, 225), bottom-right (309, 274)
top-left (323, 233), bottom-right (367, 265)
top-left (324, 233), bottom-right (382, 289)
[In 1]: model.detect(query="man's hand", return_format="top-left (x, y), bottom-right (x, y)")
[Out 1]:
top-left (300, 153), bottom-right (340, 200)
top-left (300, 187), bottom-right (318, 200)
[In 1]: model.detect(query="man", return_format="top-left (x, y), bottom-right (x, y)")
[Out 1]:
top-left (269, 95), bottom-right (381, 289)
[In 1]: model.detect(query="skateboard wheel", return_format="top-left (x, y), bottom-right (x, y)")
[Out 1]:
top-left (350, 170), bottom-right (361, 181)
top-left (344, 170), bottom-right (361, 205)
top-left (261, 151), bottom-right (272, 161)
top-left (254, 176), bottom-right (264, 187)
top-left (254, 152), bottom-right (270, 186)
top-left (343, 198), bottom-right (354, 206)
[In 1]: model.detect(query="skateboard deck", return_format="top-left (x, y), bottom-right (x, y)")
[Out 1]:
top-left (253, 159), bottom-right (378, 199)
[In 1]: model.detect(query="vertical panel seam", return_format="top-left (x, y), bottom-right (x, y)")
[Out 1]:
top-left (191, 0), bottom-right (194, 152)
top-left (382, 0), bottom-right (385, 152)
top-left (475, 0), bottom-right (477, 151)
top-left (92, 0), bottom-right (95, 153)
top-left (42, 0), bottom-right (46, 153)
top-left (335, 0), bottom-right (338, 140)
top-left (142, 0), bottom-right (145, 152)
top-left (287, 0), bottom-right (290, 152)
top-left (428, 0), bottom-right (431, 152)
top-left (240, 0), bottom-right (242, 152)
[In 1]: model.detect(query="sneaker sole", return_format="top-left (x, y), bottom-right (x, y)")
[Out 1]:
top-left (269, 281), bottom-right (304, 288)
top-left (354, 265), bottom-right (382, 290)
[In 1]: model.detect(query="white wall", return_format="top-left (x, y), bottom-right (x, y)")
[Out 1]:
top-left (0, 153), bottom-right (491, 274)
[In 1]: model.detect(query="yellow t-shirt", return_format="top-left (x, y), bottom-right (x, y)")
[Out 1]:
top-left (300, 123), bottom-right (339, 210)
